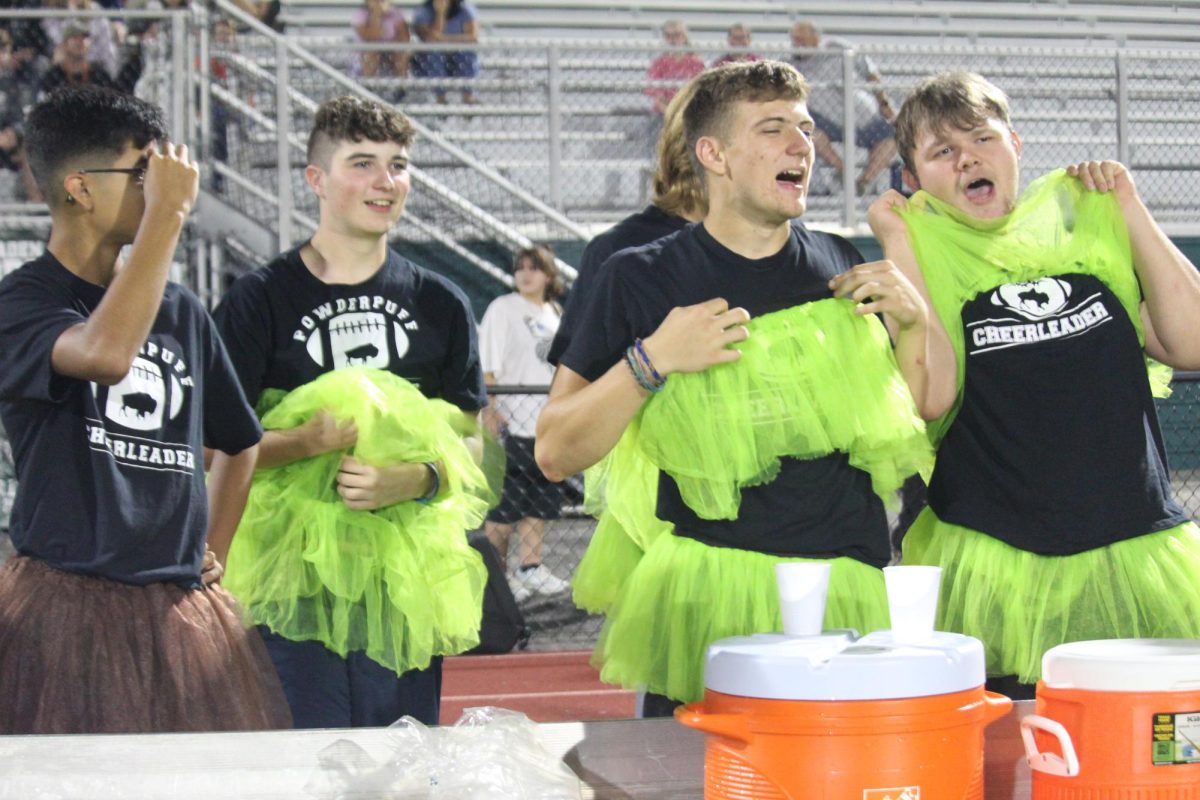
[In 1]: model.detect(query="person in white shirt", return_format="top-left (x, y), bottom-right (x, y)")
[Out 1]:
top-left (479, 245), bottom-right (571, 601)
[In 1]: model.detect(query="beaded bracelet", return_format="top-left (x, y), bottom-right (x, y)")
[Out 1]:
top-left (633, 338), bottom-right (665, 385)
top-left (415, 461), bottom-right (441, 504)
top-left (625, 346), bottom-right (664, 394)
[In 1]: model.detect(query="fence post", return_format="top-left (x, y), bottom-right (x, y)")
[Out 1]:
top-left (1115, 50), bottom-right (1131, 166)
top-left (547, 43), bottom-right (564, 212)
top-left (842, 48), bottom-right (857, 229)
top-left (195, 5), bottom-right (212, 164)
top-left (276, 37), bottom-right (294, 250)
top-left (170, 11), bottom-right (187, 145)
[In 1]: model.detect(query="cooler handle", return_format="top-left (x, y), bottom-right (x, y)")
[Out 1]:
top-left (1021, 714), bottom-right (1080, 777)
top-left (674, 703), bottom-right (753, 744)
top-left (982, 690), bottom-right (1013, 724)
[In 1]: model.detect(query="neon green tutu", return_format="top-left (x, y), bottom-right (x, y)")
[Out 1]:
top-left (638, 300), bottom-right (932, 520)
top-left (224, 367), bottom-right (489, 676)
top-left (596, 533), bottom-right (890, 703)
top-left (903, 510), bottom-right (1200, 682)
top-left (899, 170), bottom-right (1171, 444)
top-left (573, 417), bottom-right (671, 614)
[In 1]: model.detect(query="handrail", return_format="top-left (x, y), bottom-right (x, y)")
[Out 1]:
top-left (212, 0), bottom-right (581, 284)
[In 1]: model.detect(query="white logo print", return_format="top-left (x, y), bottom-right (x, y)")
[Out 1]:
top-left (991, 278), bottom-right (1071, 320)
top-left (102, 356), bottom-right (185, 431)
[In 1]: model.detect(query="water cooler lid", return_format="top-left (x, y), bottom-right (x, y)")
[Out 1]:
top-left (1041, 639), bottom-right (1200, 692)
top-left (704, 630), bottom-right (986, 700)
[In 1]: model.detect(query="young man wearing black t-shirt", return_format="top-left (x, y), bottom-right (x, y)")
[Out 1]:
top-left (537, 61), bottom-right (953, 713)
top-left (214, 96), bottom-right (486, 729)
top-left (887, 71), bottom-right (1200, 697)
top-left (0, 87), bottom-right (289, 733)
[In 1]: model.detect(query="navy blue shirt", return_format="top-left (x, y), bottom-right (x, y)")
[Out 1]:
top-left (214, 245), bottom-right (486, 412)
top-left (0, 253), bottom-right (263, 587)
top-left (562, 222), bottom-right (892, 566)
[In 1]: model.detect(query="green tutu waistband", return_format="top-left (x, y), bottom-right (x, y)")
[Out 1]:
top-left (224, 368), bottom-right (489, 676)
top-left (638, 299), bottom-right (932, 520)
top-left (903, 510), bottom-right (1200, 682)
top-left (596, 533), bottom-right (890, 703)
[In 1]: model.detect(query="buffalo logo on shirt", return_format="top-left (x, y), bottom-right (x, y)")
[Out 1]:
top-left (990, 277), bottom-right (1071, 320)
top-left (291, 296), bottom-right (420, 368)
top-left (85, 338), bottom-right (197, 474)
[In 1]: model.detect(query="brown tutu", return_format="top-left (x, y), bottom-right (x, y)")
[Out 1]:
top-left (0, 556), bottom-right (292, 734)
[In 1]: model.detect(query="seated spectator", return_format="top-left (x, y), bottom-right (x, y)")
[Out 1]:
top-left (790, 20), bottom-right (899, 194)
top-left (42, 0), bottom-right (120, 81)
top-left (479, 245), bottom-right (570, 602)
top-left (0, 7), bottom-right (48, 102)
top-left (0, 27), bottom-right (38, 200)
top-left (412, 0), bottom-right (479, 105)
top-left (37, 22), bottom-right (119, 101)
top-left (712, 23), bottom-right (760, 67)
top-left (645, 19), bottom-right (704, 116)
top-left (353, 0), bottom-right (410, 88)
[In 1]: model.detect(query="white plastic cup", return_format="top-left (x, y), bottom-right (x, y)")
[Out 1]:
top-left (884, 565), bottom-right (942, 644)
top-left (775, 561), bottom-right (832, 636)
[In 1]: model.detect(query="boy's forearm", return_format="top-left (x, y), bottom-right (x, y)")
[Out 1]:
top-left (535, 363), bottom-right (647, 482)
top-left (52, 209), bottom-right (185, 383)
top-left (206, 444), bottom-right (258, 565)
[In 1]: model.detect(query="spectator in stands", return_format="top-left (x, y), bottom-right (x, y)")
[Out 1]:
top-left (353, 0), bottom-right (410, 89)
top-left (645, 20), bottom-right (704, 116)
top-left (213, 95), bottom-right (489, 729)
top-left (537, 61), bottom-right (943, 716)
top-left (712, 24), bottom-right (760, 68)
top-left (479, 244), bottom-right (570, 603)
top-left (884, 72), bottom-right (1200, 698)
top-left (412, 0), bottom-right (479, 105)
top-left (42, 0), bottom-right (120, 81)
top-left (37, 22), bottom-right (119, 100)
top-left (790, 20), bottom-right (899, 195)
top-left (0, 27), bottom-right (40, 200)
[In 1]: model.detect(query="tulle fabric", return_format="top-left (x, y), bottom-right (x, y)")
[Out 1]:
top-left (573, 417), bottom-right (670, 614)
top-left (637, 300), bottom-right (932, 520)
top-left (903, 510), bottom-right (1200, 682)
top-left (0, 556), bottom-right (291, 733)
top-left (899, 169), bottom-right (1171, 444)
top-left (595, 533), bottom-right (890, 704)
top-left (224, 368), bottom-right (489, 677)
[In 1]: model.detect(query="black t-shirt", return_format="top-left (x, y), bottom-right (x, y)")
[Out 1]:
top-left (214, 245), bottom-right (486, 412)
top-left (929, 273), bottom-right (1188, 554)
top-left (561, 222), bottom-right (892, 566)
top-left (0, 253), bottom-right (263, 587)
top-left (548, 205), bottom-right (689, 366)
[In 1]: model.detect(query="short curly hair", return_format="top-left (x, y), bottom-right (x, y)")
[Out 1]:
top-left (307, 95), bottom-right (416, 169)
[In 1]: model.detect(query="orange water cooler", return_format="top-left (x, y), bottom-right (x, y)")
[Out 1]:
top-left (1022, 639), bottom-right (1200, 800)
top-left (677, 630), bottom-right (1012, 799)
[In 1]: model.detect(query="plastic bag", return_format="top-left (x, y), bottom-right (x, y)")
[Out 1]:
top-left (303, 707), bottom-right (583, 800)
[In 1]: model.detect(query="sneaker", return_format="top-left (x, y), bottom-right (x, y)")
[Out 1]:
top-left (514, 564), bottom-right (571, 596)
top-left (507, 575), bottom-right (533, 604)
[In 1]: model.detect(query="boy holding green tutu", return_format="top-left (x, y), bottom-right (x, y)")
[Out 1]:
top-left (886, 71), bottom-right (1200, 698)
top-left (214, 96), bottom-right (488, 728)
top-left (537, 60), bottom-right (951, 715)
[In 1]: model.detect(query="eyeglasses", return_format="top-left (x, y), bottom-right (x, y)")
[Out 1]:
top-left (78, 167), bottom-right (147, 185)
top-left (513, 262), bottom-right (545, 272)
